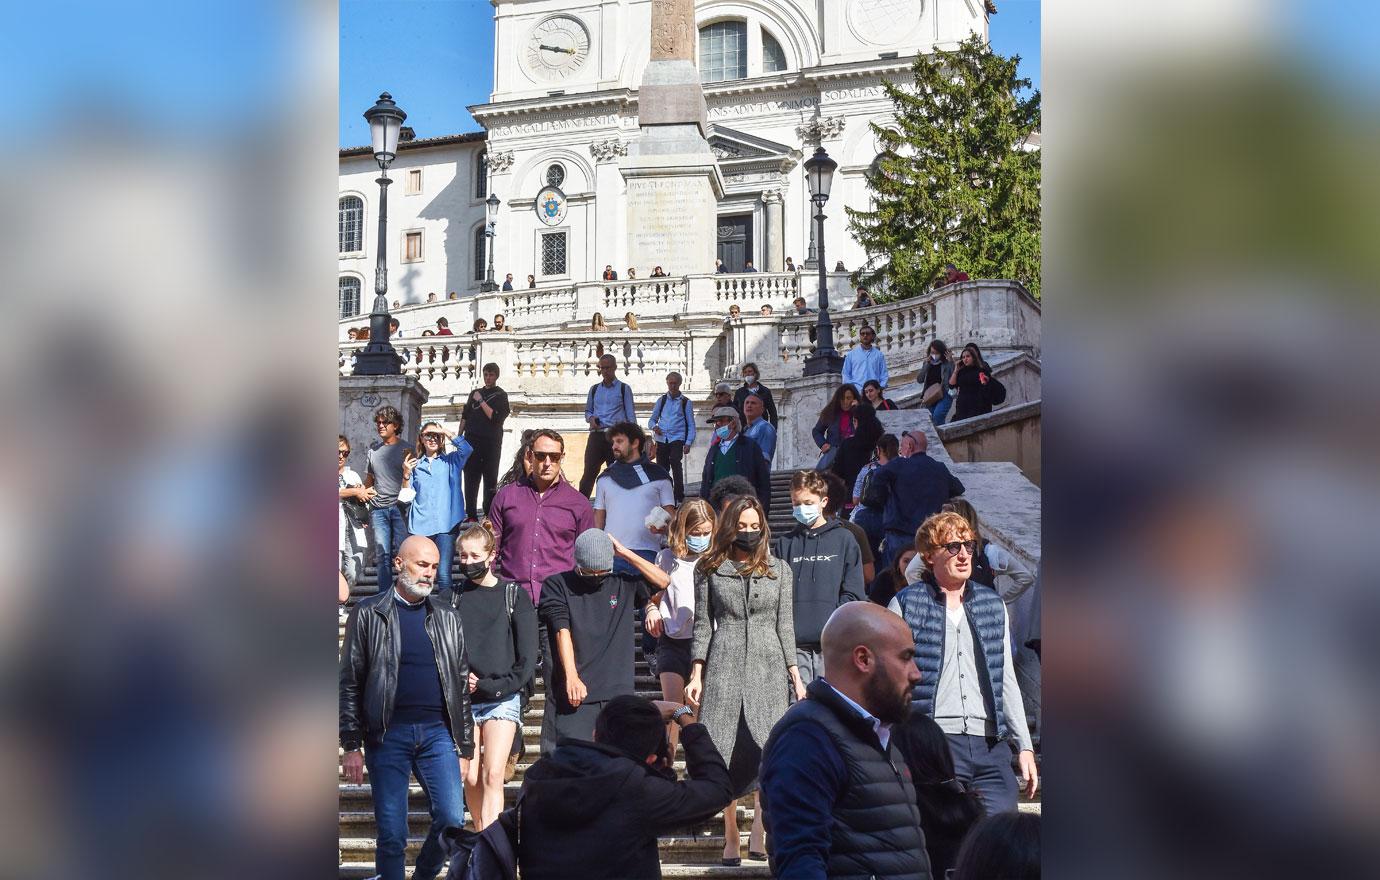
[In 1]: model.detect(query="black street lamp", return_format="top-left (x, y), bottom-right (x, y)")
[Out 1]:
top-left (802, 146), bottom-right (843, 376)
top-left (479, 191), bottom-right (500, 292)
top-left (353, 92), bottom-right (407, 376)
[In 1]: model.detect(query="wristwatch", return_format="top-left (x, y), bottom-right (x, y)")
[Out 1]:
top-left (671, 704), bottom-right (695, 726)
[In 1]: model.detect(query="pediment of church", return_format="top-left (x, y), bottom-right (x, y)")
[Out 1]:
top-left (707, 126), bottom-right (800, 168)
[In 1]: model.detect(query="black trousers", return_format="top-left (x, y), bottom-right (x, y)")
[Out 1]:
top-left (655, 439), bottom-right (686, 502)
top-left (578, 429), bottom-right (614, 498)
top-left (462, 434), bottom-right (503, 519)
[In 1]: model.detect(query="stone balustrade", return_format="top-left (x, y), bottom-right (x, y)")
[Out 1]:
top-left (711, 271), bottom-right (799, 305)
top-left (340, 279), bottom-right (1041, 402)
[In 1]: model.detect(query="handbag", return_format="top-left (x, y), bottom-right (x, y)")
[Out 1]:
top-left (444, 797), bottom-right (521, 880)
top-left (921, 383), bottom-right (943, 407)
top-left (341, 497), bottom-right (370, 530)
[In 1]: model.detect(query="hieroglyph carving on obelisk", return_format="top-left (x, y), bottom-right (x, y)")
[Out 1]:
top-left (650, 0), bottom-right (695, 62)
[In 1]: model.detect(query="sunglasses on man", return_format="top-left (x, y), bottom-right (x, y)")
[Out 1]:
top-left (940, 540), bottom-right (978, 557)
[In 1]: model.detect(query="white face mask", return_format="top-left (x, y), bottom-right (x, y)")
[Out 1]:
top-left (930, 353), bottom-right (941, 363)
top-left (686, 534), bottom-right (711, 554)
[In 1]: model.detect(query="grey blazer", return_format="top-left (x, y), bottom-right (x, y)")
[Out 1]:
top-left (691, 556), bottom-right (797, 762)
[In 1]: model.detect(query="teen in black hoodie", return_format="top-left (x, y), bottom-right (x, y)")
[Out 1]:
top-left (773, 471), bottom-right (865, 684)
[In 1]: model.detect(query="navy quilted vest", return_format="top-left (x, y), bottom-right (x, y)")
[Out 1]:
top-left (896, 578), bottom-right (1008, 739)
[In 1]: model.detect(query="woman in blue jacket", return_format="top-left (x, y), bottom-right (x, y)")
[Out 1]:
top-left (398, 422), bottom-right (473, 591)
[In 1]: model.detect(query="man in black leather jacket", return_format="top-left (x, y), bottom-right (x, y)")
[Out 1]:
top-left (340, 534), bottom-right (475, 880)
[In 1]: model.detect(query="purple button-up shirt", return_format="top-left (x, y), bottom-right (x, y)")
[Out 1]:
top-left (489, 476), bottom-right (595, 605)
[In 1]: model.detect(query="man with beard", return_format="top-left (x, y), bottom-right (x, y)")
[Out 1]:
top-left (339, 535), bottom-right (475, 880)
top-left (759, 602), bottom-right (931, 880)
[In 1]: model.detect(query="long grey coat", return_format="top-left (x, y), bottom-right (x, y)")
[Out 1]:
top-left (691, 556), bottom-right (797, 763)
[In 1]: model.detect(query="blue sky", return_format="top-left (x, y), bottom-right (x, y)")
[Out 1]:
top-left (339, 0), bottom-right (1043, 147)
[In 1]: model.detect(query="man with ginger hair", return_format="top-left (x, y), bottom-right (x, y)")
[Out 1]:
top-left (888, 511), bottom-right (1038, 815)
top-left (760, 602), bottom-right (931, 879)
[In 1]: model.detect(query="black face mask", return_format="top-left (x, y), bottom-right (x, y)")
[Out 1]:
top-left (461, 561), bottom-right (489, 582)
top-left (733, 530), bottom-right (762, 551)
top-left (580, 571), bottom-right (609, 588)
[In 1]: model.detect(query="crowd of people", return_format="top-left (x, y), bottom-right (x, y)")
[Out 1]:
top-left (340, 354), bottom-right (1041, 879)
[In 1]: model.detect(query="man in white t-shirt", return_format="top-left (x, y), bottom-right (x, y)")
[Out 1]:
top-left (593, 422), bottom-right (676, 568)
top-left (594, 421), bottom-right (676, 675)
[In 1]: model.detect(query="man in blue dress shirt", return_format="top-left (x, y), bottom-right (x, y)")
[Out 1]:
top-left (579, 354), bottom-right (637, 498)
top-left (841, 325), bottom-right (889, 391)
top-left (647, 371), bottom-right (697, 503)
top-left (740, 393), bottom-right (777, 467)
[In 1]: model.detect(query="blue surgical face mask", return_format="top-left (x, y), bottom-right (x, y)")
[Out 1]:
top-left (686, 534), bottom-right (711, 554)
top-left (792, 504), bottom-right (821, 526)
top-left (714, 425), bottom-right (732, 441)
top-left (930, 353), bottom-right (941, 363)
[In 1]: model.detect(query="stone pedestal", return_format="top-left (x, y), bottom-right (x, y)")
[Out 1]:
top-left (338, 375), bottom-right (430, 478)
top-left (620, 156), bottom-right (722, 276)
top-left (621, 50), bottom-right (722, 276)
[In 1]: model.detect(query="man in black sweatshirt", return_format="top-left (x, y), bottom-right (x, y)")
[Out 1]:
top-left (537, 529), bottom-right (651, 755)
top-left (773, 470), bottom-right (865, 690)
top-left (517, 695), bottom-right (733, 880)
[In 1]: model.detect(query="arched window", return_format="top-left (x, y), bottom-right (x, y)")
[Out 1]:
top-left (545, 163), bottom-right (565, 188)
top-left (473, 226), bottom-right (487, 282)
top-left (699, 21), bottom-right (747, 83)
top-left (338, 196), bottom-right (363, 253)
top-left (762, 30), bottom-right (787, 73)
top-left (339, 276), bottom-right (361, 319)
top-left (475, 152), bottom-right (488, 199)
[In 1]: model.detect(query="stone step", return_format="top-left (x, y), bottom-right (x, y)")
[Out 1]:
top-left (339, 832), bottom-right (761, 863)
top-left (337, 862), bottom-right (772, 879)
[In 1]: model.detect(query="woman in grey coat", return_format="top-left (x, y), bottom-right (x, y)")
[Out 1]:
top-left (685, 494), bottom-right (805, 866)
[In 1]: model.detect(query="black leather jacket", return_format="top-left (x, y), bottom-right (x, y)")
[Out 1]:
top-left (339, 590), bottom-right (475, 757)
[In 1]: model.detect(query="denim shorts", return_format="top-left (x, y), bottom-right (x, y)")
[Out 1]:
top-left (471, 692), bottom-right (522, 726)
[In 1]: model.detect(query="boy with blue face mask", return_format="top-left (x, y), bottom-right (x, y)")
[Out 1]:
top-left (772, 470), bottom-right (866, 692)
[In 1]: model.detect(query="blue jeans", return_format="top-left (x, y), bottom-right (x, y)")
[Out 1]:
top-left (364, 721), bottom-right (466, 880)
top-left (850, 506), bottom-right (885, 559)
top-left (881, 529), bottom-right (915, 573)
top-left (946, 733), bottom-right (1019, 815)
top-left (370, 505), bottom-right (409, 593)
top-left (427, 524), bottom-right (460, 592)
top-left (928, 395), bottom-right (953, 427)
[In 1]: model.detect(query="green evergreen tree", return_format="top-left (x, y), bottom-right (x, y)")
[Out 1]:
top-left (848, 35), bottom-right (1041, 299)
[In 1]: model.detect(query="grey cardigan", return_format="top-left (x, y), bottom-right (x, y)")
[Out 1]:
top-left (691, 556), bottom-right (798, 761)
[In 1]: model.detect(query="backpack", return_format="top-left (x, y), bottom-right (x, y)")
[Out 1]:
top-left (443, 799), bottom-right (520, 880)
top-left (859, 463), bottom-right (888, 509)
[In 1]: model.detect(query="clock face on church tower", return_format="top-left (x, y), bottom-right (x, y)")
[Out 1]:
top-left (525, 15), bottom-right (591, 82)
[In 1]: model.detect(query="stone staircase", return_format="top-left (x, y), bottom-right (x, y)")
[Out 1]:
top-left (338, 471), bottom-right (1039, 879)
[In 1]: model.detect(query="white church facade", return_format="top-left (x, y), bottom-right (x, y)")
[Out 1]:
top-left (338, 0), bottom-right (994, 317)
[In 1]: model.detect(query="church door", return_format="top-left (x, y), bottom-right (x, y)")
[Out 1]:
top-left (717, 214), bottom-right (753, 272)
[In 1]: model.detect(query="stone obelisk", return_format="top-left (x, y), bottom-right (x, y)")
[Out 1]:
top-left (620, 0), bottom-right (723, 275)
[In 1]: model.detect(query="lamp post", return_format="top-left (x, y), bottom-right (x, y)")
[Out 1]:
top-left (802, 147), bottom-right (843, 376)
top-left (353, 92), bottom-right (407, 376)
top-left (479, 191), bottom-right (500, 292)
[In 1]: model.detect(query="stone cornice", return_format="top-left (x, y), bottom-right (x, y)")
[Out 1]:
top-left (800, 57), bottom-right (915, 84)
top-left (469, 89), bottom-right (634, 123)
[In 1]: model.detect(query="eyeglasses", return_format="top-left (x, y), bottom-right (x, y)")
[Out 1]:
top-left (421, 432), bottom-right (443, 442)
top-left (531, 450), bottom-right (563, 463)
top-left (940, 541), bottom-right (977, 557)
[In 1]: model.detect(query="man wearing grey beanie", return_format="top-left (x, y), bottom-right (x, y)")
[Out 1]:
top-left (537, 528), bottom-right (655, 755)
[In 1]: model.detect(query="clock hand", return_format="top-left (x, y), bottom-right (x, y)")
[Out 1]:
top-left (538, 43), bottom-right (577, 55)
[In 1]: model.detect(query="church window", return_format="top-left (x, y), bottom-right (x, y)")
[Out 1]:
top-left (473, 226), bottom-right (487, 282)
top-left (540, 231), bottom-right (568, 276)
top-left (338, 196), bottom-right (364, 253)
top-left (475, 152), bottom-right (488, 199)
top-left (545, 163), bottom-right (565, 188)
top-left (338, 276), bottom-right (361, 319)
top-left (404, 230), bottom-right (424, 262)
top-left (763, 30), bottom-right (787, 73)
top-left (699, 21), bottom-right (747, 83)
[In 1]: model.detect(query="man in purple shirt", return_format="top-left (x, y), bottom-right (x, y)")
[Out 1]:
top-left (488, 428), bottom-right (595, 608)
